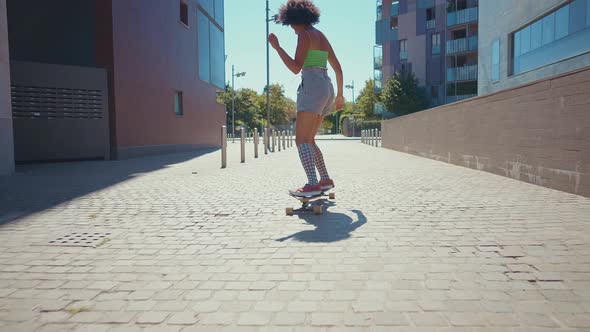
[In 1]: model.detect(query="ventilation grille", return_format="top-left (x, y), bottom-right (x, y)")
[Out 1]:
top-left (11, 85), bottom-right (103, 119)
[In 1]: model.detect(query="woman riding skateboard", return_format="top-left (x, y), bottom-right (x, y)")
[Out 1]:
top-left (269, 0), bottom-right (344, 197)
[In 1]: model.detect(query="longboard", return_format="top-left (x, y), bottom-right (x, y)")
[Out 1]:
top-left (286, 190), bottom-right (335, 216)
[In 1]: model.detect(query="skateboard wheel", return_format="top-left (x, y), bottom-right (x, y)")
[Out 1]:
top-left (313, 206), bottom-right (322, 215)
top-left (329, 192), bottom-right (335, 199)
top-left (286, 207), bottom-right (294, 216)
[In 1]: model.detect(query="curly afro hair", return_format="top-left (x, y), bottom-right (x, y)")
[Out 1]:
top-left (275, 0), bottom-right (320, 26)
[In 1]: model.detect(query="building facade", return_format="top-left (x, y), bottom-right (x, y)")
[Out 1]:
top-left (478, 0), bottom-right (590, 95)
top-left (0, 0), bottom-right (14, 174)
top-left (375, 0), bottom-right (478, 110)
top-left (5, 0), bottom-right (225, 162)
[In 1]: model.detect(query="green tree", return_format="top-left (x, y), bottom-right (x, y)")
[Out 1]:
top-left (218, 85), bottom-right (265, 131)
top-left (263, 84), bottom-right (292, 126)
top-left (356, 79), bottom-right (381, 119)
top-left (380, 72), bottom-right (429, 116)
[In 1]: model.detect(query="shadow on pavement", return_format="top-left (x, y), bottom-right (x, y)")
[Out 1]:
top-left (277, 203), bottom-right (367, 243)
top-left (0, 148), bottom-right (218, 226)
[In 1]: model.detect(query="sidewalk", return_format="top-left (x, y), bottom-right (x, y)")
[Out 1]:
top-left (1, 139), bottom-right (589, 331)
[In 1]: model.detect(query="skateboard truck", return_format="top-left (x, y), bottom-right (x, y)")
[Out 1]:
top-left (286, 191), bottom-right (336, 216)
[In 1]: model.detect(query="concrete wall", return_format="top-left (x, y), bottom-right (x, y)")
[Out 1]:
top-left (0, 0), bottom-right (14, 175)
top-left (101, 0), bottom-right (225, 159)
top-left (479, 0), bottom-right (590, 95)
top-left (382, 66), bottom-right (590, 197)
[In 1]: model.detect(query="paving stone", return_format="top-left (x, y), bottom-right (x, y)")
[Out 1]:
top-left (167, 312), bottom-right (199, 325)
top-left (136, 311), bottom-right (170, 324)
top-left (0, 139), bottom-right (589, 330)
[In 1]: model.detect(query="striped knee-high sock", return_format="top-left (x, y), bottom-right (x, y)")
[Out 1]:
top-left (297, 143), bottom-right (318, 185)
top-left (312, 144), bottom-right (330, 181)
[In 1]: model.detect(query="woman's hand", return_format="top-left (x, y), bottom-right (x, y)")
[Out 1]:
top-left (268, 33), bottom-right (280, 50)
top-left (335, 95), bottom-right (345, 111)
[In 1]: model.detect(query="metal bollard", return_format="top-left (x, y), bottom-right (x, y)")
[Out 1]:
top-left (278, 131), bottom-right (282, 152)
top-left (254, 128), bottom-right (259, 158)
top-left (264, 128), bottom-right (268, 155)
top-left (221, 126), bottom-right (227, 169)
top-left (240, 127), bottom-right (245, 163)
top-left (282, 131), bottom-right (286, 150)
top-left (369, 129), bottom-right (373, 146)
top-left (374, 129), bottom-right (377, 147)
top-left (377, 130), bottom-right (381, 147)
top-left (272, 130), bottom-right (276, 152)
top-left (361, 130), bottom-right (364, 144)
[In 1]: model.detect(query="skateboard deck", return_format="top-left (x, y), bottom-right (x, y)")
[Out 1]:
top-left (286, 190), bottom-right (335, 216)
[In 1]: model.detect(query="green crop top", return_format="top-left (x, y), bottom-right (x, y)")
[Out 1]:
top-left (303, 49), bottom-right (329, 68)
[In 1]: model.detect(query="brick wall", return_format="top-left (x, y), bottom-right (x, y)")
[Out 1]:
top-left (382, 66), bottom-right (590, 197)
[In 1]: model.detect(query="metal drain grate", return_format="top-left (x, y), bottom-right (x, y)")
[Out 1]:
top-left (47, 232), bottom-right (112, 247)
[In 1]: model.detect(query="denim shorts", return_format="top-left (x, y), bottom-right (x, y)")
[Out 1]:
top-left (296, 67), bottom-right (335, 116)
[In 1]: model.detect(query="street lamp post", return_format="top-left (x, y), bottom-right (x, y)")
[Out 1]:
top-left (265, 1), bottom-right (276, 152)
top-left (345, 81), bottom-right (355, 137)
top-left (231, 64), bottom-right (246, 143)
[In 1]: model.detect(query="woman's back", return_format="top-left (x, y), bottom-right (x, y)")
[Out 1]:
top-left (302, 29), bottom-right (330, 68)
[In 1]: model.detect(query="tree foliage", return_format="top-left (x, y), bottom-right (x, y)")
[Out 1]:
top-left (380, 72), bottom-right (429, 116)
top-left (355, 80), bottom-right (381, 119)
top-left (217, 83), bottom-right (294, 132)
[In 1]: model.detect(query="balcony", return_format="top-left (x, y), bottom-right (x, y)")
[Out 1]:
top-left (400, 50), bottom-right (408, 60)
top-left (375, 20), bottom-right (398, 44)
top-left (447, 94), bottom-right (477, 103)
top-left (374, 56), bottom-right (383, 69)
top-left (447, 7), bottom-right (478, 26)
top-left (447, 64), bottom-right (478, 82)
top-left (446, 35), bottom-right (478, 54)
top-left (426, 19), bottom-right (435, 30)
top-left (374, 69), bottom-right (383, 91)
top-left (432, 44), bottom-right (441, 55)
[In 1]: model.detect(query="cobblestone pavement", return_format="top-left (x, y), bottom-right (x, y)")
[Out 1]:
top-left (1, 138), bottom-right (590, 332)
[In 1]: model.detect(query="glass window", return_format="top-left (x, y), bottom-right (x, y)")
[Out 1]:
top-left (391, 17), bottom-right (398, 29)
top-left (570, 0), bottom-right (586, 33)
top-left (510, 0), bottom-right (590, 75)
top-left (400, 39), bottom-right (408, 59)
top-left (530, 20), bottom-right (542, 51)
top-left (210, 24), bottom-right (225, 89)
top-left (377, 0), bottom-right (383, 20)
top-left (174, 92), bottom-right (183, 116)
top-left (520, 25), bottom-right (531, 54)
top-left (391, 1), bottom-right (399, 16)
top-left (513, 32), bottom-right (521, 74)
top-left (432, 33), bottom-right (440, 54)
top-left (555, 4), bottom-right (569, 40)
top-left (198, 10), bottom-right (210, 83)
top-left (180, 1), bottom-right (189, 26)
top-left (514, 30), bottom-right (521, 57)
top-left (492, 39), bottom-right (500, 82)
top-left (542, 12), bottom-right (555, 45)
top-left (426, 7), bottom-right (436, 20)
top-left (214, 0), bottom-right (224, 27)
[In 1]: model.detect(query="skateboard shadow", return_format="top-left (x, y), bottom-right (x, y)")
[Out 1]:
top-left (276, 205), bottom-right (367, 243)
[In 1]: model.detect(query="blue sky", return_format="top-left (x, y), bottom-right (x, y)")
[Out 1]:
top-left (224, 0), bottom-right (376, 101)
